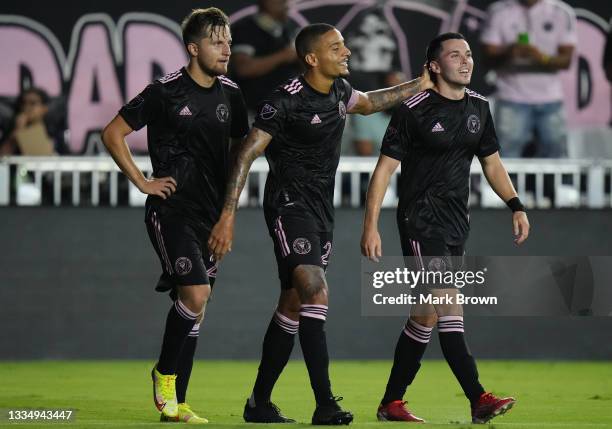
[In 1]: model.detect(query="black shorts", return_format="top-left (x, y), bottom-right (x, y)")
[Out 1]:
top-left (266, 214), bottom-right (333, 290)
top-left (399, 232), bottom-right (465, 273)
top-left (145, 206), bottom-right (217, 289)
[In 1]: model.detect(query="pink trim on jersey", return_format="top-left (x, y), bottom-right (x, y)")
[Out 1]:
top-left (159, 70), bottom-right (182, 84)
top-left (406, 92), bottom-right (430, 108)
top-left (284, 79), bottom-right (303, 94)
top-left (347, 89), bottom-right (359, 111)
top-left (405, 91), bottom-right (425, 103)
top-left (466, 88), bottom-right (487, 101)
top-left (219, 75), bottom-right (239, 88)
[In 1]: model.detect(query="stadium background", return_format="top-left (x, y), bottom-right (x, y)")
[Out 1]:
top-left (0, 0), bottom-right (611, 361)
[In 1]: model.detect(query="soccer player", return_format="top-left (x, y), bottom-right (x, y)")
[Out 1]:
top-left (360, 33), bottom-right (529, 424)
top-left (208, 23), bottom-right (433, 424)
top-left (101, 8), bottom-right (248, 423)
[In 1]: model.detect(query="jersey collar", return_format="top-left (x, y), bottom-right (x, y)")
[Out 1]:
top-left (429, 88), bottom-right (467, 103)
top-left (300, 75), bottom-right (334, 97)
top-left (182, 66), bottom-right (219, 93)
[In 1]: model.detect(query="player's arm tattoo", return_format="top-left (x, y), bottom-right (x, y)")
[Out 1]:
top-left (350, 78), bottom-right (427, 115)
top-left (222, 128), bottom-right (273, 214)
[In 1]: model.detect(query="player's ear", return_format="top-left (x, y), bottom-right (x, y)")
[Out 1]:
top-left (429, 59), bottom-right (441, 75)
top-left (305, 52), bottom-right (318, 68)
top-left (187, 42), bottom-right (199, 58)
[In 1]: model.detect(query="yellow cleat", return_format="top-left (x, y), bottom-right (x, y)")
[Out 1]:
top-left (151, 365), bottom-right (178, 420)
top-left (177, 403), bottom-right (209, 424)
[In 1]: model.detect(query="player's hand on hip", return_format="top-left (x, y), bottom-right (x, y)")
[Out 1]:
top-left (208, 215), bottom-right (234, 261)
top-left (361, 228), bottom-right (382, 262)
top-left (139, 176), bottom-right (177, 199)
top-left (513, 211), bottom-right (530, 245)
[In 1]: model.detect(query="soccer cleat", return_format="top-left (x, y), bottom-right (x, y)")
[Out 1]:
top-left (243, 399), bottom-right (295, 423)
top-left (471, 392), bottom-right (516, 424)
top-left (151, 366), bottom-right (178, 420)
top-left (376, 400), bottom-right (425, 422)
top-left (161, 403), bottom-right (209, 424)
top-left (311, 396), bottom-right (353, 425)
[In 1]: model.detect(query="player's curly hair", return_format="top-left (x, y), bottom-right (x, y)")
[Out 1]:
top-left (181, 7), bottom-right (230, 48)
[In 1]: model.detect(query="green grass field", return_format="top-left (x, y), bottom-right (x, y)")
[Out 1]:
top-left (1, 361), bottom-right (611, 428)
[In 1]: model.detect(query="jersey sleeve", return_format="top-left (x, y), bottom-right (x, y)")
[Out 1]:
top-left (252, 91), bottom-right (288, 137)
top-left (230, 90), bottom-right (249, 138)
top-left (341, 78), bottom-right (359, 112)
top-left (118, 83), bottom-right (163, 131)
top-left (380, 106), bottom-right (412, 161)
top-left (475, 107), bottom-right (500, 158)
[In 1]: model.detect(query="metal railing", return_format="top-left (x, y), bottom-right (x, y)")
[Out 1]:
top-left (1, 156), bottom-right (611, 208)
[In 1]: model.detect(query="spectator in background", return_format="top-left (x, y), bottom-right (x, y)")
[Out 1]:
top-left (480, 0), bottom-right (576, 158)
top-left (0, 88), bottom-right (66, 156)
top-left (351, 71), bottom-right (405, 156)
top-left (230, 0), bottom-right (300, 113)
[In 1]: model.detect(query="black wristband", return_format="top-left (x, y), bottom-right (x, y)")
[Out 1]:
top-left (506, 197), bottom-right (525, 212)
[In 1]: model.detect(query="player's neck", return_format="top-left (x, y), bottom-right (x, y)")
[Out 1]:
top-left (434, 80), bottom-right (465, 101)
top-left (303, 70), bottom-right (334, 94)
top-left (186, 61), bottom-right (216, 88)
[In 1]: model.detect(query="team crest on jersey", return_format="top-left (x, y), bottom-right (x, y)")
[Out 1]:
top-left (175, 257), bottom-right (192, 276)
top-left (467, 114), bottom-right (480, 133)
top-left (216, 104), bottom-right (229, 122)
top-left (338, 100), bottom-right (347, 119)
top-left (260, 104), bottom-right (277, 120)
top-left (292, 238), bottom-right (312, 255)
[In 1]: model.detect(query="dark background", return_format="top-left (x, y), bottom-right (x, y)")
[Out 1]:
top-left (1, 208), bottom-right (611, 360)
top-left (2, 0), bottom-right (610, 96)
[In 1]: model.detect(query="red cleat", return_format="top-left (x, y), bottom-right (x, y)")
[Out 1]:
top-left (377, 400), bottom-right (425, 422)
top-left (471, 392), bottom-right (516, 424)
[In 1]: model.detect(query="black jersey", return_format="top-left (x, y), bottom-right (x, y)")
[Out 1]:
top-left (381, 88), bottom-right (499, 245)
top-left (119, 68), bottom-right (249, 230)
top-left (253, 75), bottom-right (357, 232)
top-left (231, 15), bottom-right (300, 110)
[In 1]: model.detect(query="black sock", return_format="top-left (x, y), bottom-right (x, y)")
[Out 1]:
top-left (176, 322), bottom-right (200, 403)
top-left (250, 311), bottom-right (298, 406)
top-left (381, 319), bottom-right (432, 405)
top-left (299, 305), bottom-right (333, 405)
top-left (157, 299), bottom-right (198, 375)
top-left (438, 316), bottom-right (485, 405)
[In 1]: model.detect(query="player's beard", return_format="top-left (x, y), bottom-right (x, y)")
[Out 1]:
top-left (196, 56), bottom-right (226, 78)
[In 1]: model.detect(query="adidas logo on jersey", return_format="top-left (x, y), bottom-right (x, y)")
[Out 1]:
top-left (311, 114), bottom-right (322, 124)
top-left (179, 106), bottom-right (192, 116)
top-left (431, 122), bottom-right (444, 132)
